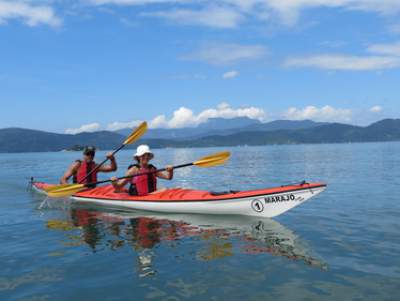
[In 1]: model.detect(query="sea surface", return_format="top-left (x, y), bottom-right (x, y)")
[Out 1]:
top-left (1, 143), bottom-right (399, 301)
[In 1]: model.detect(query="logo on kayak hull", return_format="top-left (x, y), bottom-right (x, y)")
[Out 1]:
top-left (251, 199), bottom-right (264, 213)
top-left (264, 194), bottom-right (296, 203)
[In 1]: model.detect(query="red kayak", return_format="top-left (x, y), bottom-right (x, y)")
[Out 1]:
top-left (33, 181), bottom-right (326, 217)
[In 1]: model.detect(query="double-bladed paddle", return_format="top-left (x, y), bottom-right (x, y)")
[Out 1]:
top-left (79, 121), bottom-right (148, 183)
top-left (47, 151), bottom-right (231, 198)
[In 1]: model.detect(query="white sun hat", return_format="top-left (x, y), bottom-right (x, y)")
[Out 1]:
top-left (134, 144), bottom-right (154, 158)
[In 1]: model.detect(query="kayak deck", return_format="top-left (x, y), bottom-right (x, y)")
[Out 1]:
top-left (33, 182), bottom-right (326, 202)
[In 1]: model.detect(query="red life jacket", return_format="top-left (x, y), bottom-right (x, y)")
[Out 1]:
top-left (73, 160), bottom-right (98, 187)
top-left (129, 164), bottom-right (157, 196)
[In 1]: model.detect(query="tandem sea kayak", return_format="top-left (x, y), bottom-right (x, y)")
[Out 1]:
top-left (32, 182), bottom-right (326, 218)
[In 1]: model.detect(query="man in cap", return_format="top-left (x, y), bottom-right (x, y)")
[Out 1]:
top-left (60, 146), bottom-right (117, 187)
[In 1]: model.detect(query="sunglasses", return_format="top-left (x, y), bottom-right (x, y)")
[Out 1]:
top-left (85, 152), bottom-right (95, 157)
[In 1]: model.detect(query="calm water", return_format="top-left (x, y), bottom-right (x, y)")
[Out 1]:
top-left (1, 143), bottom-right (400, 301)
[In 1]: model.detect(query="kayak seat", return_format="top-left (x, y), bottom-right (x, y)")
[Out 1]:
top-left (210, 190), bottom-right (240, 196)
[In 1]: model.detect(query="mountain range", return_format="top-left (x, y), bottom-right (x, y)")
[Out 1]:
top-left (1, 118), bottom-right (400, 153)
top-left (117, 117), bottom-right (328, 139)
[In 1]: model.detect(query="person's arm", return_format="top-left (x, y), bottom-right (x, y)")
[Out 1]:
top-left (111, 166), bottom-right (137, 189)
top-left (156, 165), bottom-right (173, 180)
top-left (97, 152), bottom-right (117, 172)
top-left (60, 161), bottom-right (80, 184)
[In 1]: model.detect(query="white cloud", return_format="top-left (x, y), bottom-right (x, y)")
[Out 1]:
top-left (141, 6), bottom-right (243, 29)
top-left (258, 0), bottom-right (400, 25)
top-left (284, 54), bottom-right (400, 70)
top-left (87, 0), bottom-right (400, 28)
top-left (370, 105), bottom-right (383, 113)
top-left (106, 120), bottom-right (142, 131)
top-left (68, 103), bottom-right (266, 131)
top-left (222, 70), bottom-right (239, 79)
top-left (65, 123), bottom-right (101, 134)
top-left (0, 1), bottom-right (62, 27)
top-left (148, 102), bottom-right (267, 129)
top-left (197, 102), bottom-right (267, 121)
top-left (388, 23), bottom-right (400, 34)
top-left (284, 105), bottom-right (352, 122)
top-left (149, 114), bottom-right (168, 128)
top-left (90, 0), bottom-right (185, 4)
top-left (342, 0), bottom-right (400, 14)
top-left (184, 43), bottom-right (267, 65)
top-left (284, 40), bottom-right (400, 71)
top-left (367, 41), bottom-right (400, 56)
top-left (166, 107), bottom-right (197, 128)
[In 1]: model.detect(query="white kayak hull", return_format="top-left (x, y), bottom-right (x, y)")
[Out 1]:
top-left (70, 185), bottom-right (326, 218)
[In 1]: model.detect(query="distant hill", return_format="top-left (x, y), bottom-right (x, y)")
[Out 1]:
top-left (117, 118), bottom-right (325, 139)
top-left (163, 119), bottom-right (400, 147)
top-left (0, 128), bottom-right (126, 153)
top-left (1, 119), bottom-right (399, 153)
top-left (242, 119), bottom-right (329, 131)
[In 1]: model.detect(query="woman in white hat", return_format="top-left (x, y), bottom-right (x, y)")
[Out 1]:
top-left (111, 145), bottom-right (173, 196)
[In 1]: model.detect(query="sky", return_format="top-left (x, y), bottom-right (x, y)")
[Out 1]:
top-left (0, 0), bottom-right (399, 133)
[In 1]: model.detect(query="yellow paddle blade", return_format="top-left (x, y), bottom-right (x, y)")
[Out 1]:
top-left (123, 121), bottom-right (148, 145)
top-left (44, 184), bottom-right (72, 192)
top-left (47, 184), bottom-right (87, 198)
top-left (193, 151), bottom-right (231, 168)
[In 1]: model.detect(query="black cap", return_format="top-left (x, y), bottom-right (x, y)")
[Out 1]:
top-left (83, 146), bottom-right (96, 155)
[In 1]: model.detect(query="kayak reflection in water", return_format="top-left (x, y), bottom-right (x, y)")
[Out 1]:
top-left (111, 145), bottom-right (173, 196)
top-left (62, 208), bottom-right (327, 271)
top-left (60, 146), bottom-right (117, 188)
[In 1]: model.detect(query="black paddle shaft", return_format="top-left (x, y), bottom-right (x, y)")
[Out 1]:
top-left (79, 144), bottom-right (124, 184)
top-left (85, 162), bottom-right (194, 186)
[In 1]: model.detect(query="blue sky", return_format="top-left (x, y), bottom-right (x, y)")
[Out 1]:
top-left (0, 0), bottom-right (399, 133)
